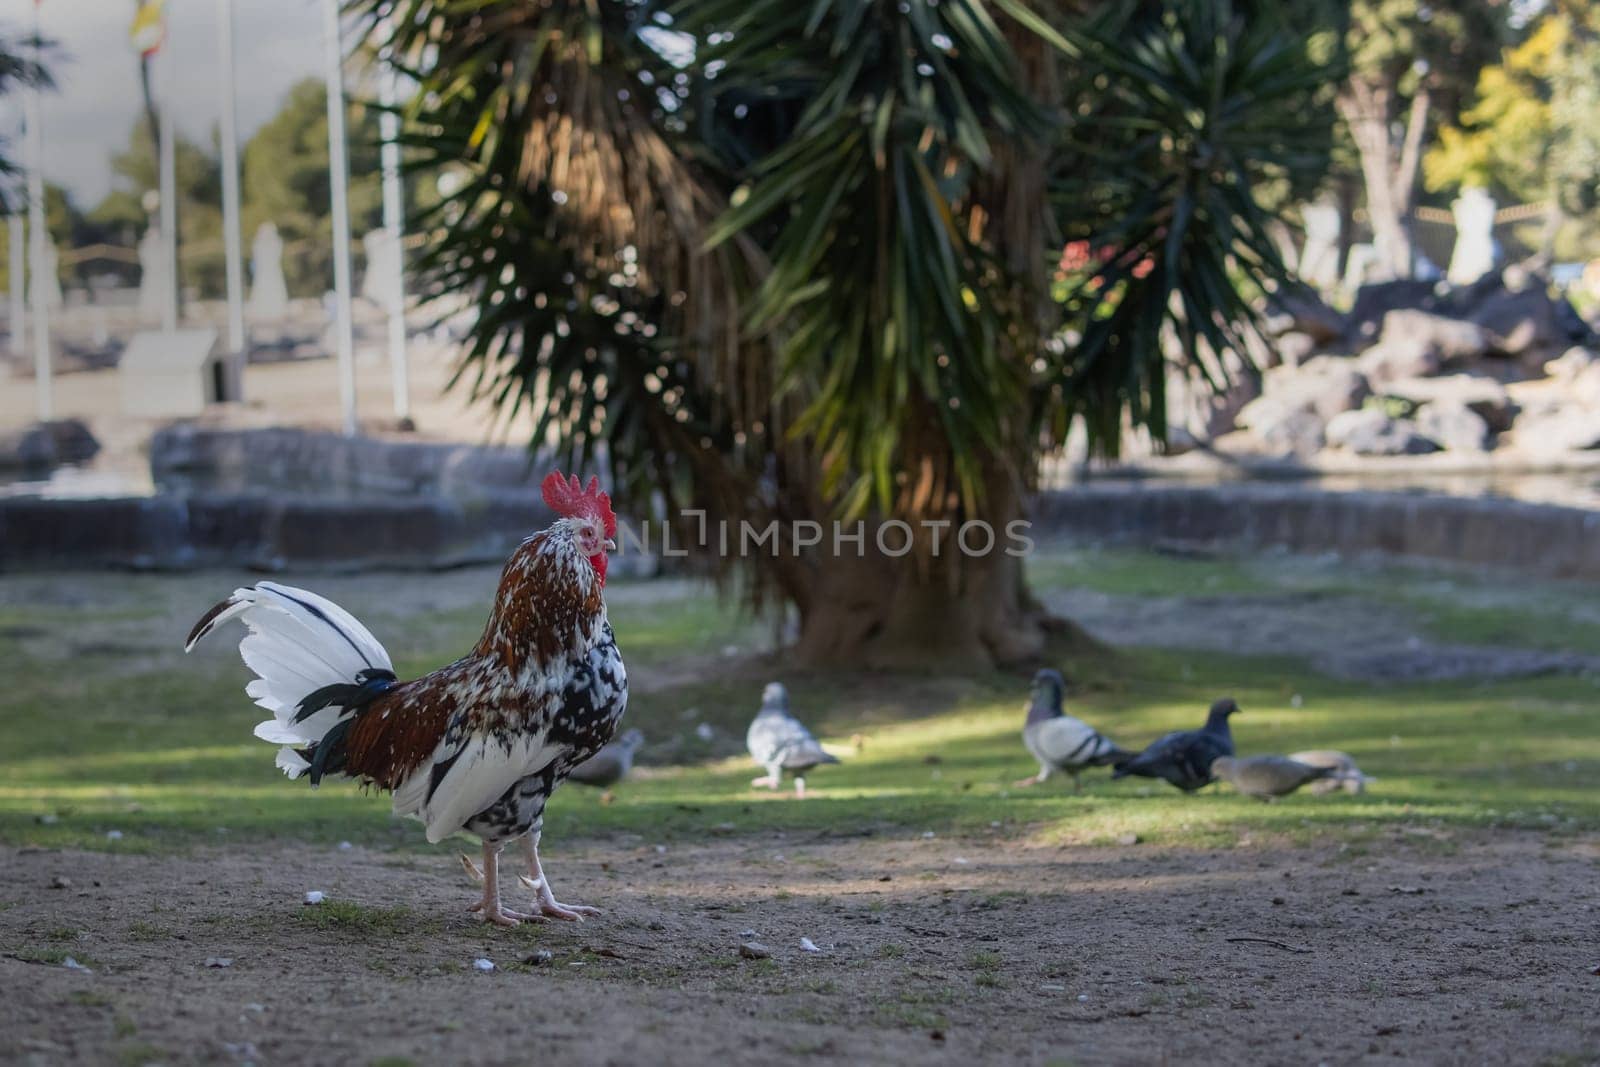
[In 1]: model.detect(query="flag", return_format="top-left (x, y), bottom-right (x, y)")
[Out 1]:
top-left (130, 0), bottom-right (166, 58)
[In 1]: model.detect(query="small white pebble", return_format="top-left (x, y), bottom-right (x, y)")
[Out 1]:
top-left (799, 937), bottom-right (820, 953)
top-left (989, 821), bottom-right (1001, 829)
top-left (1039, 983), bottom-right (1066, 993)
top-left (953, 857), bottom-right (969, 866)
top-left (473, 958), bottom-right (495, 972)
top-left (62, 957), bottom-right (91, 972)
top-left (337, 841), bottom-right (352, 851)
top-left (1077, 993), bottom-right (1089, 1002)
top-left (105, 830), bottom-right (123, 841)
top-left (303, 891), bottom-right (326, 905)
top-left (244, 1003), bottom-right (266, 1014)
top-left (1290, 693), bottom-right (1304, 709)
top-left (654, 844), bottom-right (667, 854)
top-left (695, 723), bottom-right (714, 741)
top-left (921, 831), bottom-right (935, 839)
top-left (205, 957), bottom-right (233, 968)
top-left (740, 928), bottom-right (758, 938)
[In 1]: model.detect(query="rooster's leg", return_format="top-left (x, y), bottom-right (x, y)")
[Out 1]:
top-left (468, 842), bottom-right (533, 926)
top-left (518, 832), bottom-right (600, 921)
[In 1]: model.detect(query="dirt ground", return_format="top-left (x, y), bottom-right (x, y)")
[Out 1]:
top-left (3, 832), bottom-right (1598, 1066)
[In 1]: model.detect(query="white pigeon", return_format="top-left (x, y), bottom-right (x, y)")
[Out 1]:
top-left (1016, 669), bottom-right (1130, 791)
top-left (746, 682), bottom-right (838, 798)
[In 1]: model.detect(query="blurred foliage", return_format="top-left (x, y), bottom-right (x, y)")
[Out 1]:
top-left (356, 0), bottom-right (1339, 638)
top-left (67, 80), bottom-right (390, 300)
top-left (1049, 0), bottom-right (1340, 450)
top-left (1337, 0), bottom-right (1509, 276)
top-left (0, 26), bottom-right (54, 214)
top-left (1425, 3), bottom-right (1600, 259)
top-left (89, 123), bottom-right (227, 296)
top-left (240, 79), bottom-right (387, 297)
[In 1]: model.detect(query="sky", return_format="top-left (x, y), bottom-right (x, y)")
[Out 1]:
top-left (11, 0), bottom-right (327, 208)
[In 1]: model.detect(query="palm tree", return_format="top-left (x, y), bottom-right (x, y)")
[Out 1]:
top-left (0, 25), bottom-right (54, 210)
top-left (358, 0), bottom-right (1337, 668)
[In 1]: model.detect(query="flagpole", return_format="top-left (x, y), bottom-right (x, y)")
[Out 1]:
top-left (216, 0), bottom-right (245, 401)
top-left (378, 34), bottom-right (409, 424)
top-left (158, 16), bottom-right (178, 334)
top-left (8, 201), bottom-right (25, 360)
top-left (321, 0), bottom-right (357, 438)
top-left (25, 0), bottom-right (50, 422)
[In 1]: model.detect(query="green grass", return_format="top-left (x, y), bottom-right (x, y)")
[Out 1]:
top-left (1, 550), bottom-right (1597, 854)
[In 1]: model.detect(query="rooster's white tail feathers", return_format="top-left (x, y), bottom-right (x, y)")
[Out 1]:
top-left (185, 581), bottom-right (394, 779)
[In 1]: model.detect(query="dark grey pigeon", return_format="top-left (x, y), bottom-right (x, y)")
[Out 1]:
top-left (567, 729), bottom-right (644, 788)
top-left (1112, 698), bottom-right (1239, 792)
top-left (1210, 755), bottom-right (1335, 800)
top-left (747, 682), bottom-right (838, 798)
top-left (1017, 669), bottom-right (1130, 791)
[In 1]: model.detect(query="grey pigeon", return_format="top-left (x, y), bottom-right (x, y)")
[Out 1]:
top-left (1016, 669), bottom-right (1130, 790)
top-left (1211, 755), bottom-right (1335, 800)
top-left (1288, 749), bottom-right (1375, 795)
top-left (1112, 698), bottom-right (1238, 792)
top-left (567, 729), bottom-right (644, 788)
top-left (747, 682), bottom-right (838, 798)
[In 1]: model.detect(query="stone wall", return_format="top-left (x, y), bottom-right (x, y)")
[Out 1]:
top-left (4, 482), bottom-right (1596, 579)
top-left (0, 493), bottom-right (551, 572)
top-left (1035, 484), bottom-right (1600, 581)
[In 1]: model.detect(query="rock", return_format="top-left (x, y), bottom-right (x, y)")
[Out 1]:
top-left (1378, 309), bottom-right (1489, 362)
top-left (1264, 356), bottom-right (1372, 416)
top-left (1265, 292), bottom-right (1345, 344)
top-left (204, 957), bottom-right (233, 968)
top-left (49, 875), bottom-right (71, 890)
top-left (1349, 280), bottom-right (1441, 343)
top-left (472, 958), bottom-right (495, 972)
top-left (0, 425), bottom-right (58, 471)
top-left (1545, 346), bottom-right (1597, 381)
top-left (739, 941), bottom-right (772, 960)
top-left (1415, 401), bottom-right (1490, 452)
top-left (42, 419), bottom-right (101, 464)
top-left (1384, 375), bottom-right (1517, 433)
top-left (1358, 339), bottom-right (1441, 385)
top-left (1325, 408), bottom-right (1441, 456)
top-left (1468, 284), bottom-right (1584, 360)
top-left (1571, 364), bottom-right (1600, 410)
top-left (1506, 408), bottom-right (1600, 454)
top-left (522, 950), bottom-right (554, 966)
top-left (1274, 331), bottom-right (1318, 368)
top-left (1240, 407), bottom-right (1326, 457)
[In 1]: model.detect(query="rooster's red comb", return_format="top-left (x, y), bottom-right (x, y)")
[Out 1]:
top-left (541, 470), bottom-right (616, 538)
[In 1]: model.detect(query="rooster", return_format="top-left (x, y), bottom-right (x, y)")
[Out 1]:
top-left (185, 471), bottom-right (627, 926)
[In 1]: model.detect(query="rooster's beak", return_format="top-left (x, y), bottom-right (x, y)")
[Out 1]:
top-left (603, 538), bottom-right (617, 552)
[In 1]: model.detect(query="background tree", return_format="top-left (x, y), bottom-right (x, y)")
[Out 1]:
top-left (1339, 0), bottom-right (1507, 280)
top-left (364, 0), bottom-right (1338, 668)
top-left (89, 121), bottom-right (226, 296)
top-left (0, 27), bottom-right (53, 211)
top-left (1425, 0), bottom-right (1600, 265)
top-left (241, 78), bottom-right (384, 297)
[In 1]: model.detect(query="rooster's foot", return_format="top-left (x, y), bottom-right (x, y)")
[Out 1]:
top-left (540, 899), bottom-right (600, 922)
top-left (468, 900), bottom-right (539, 925)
